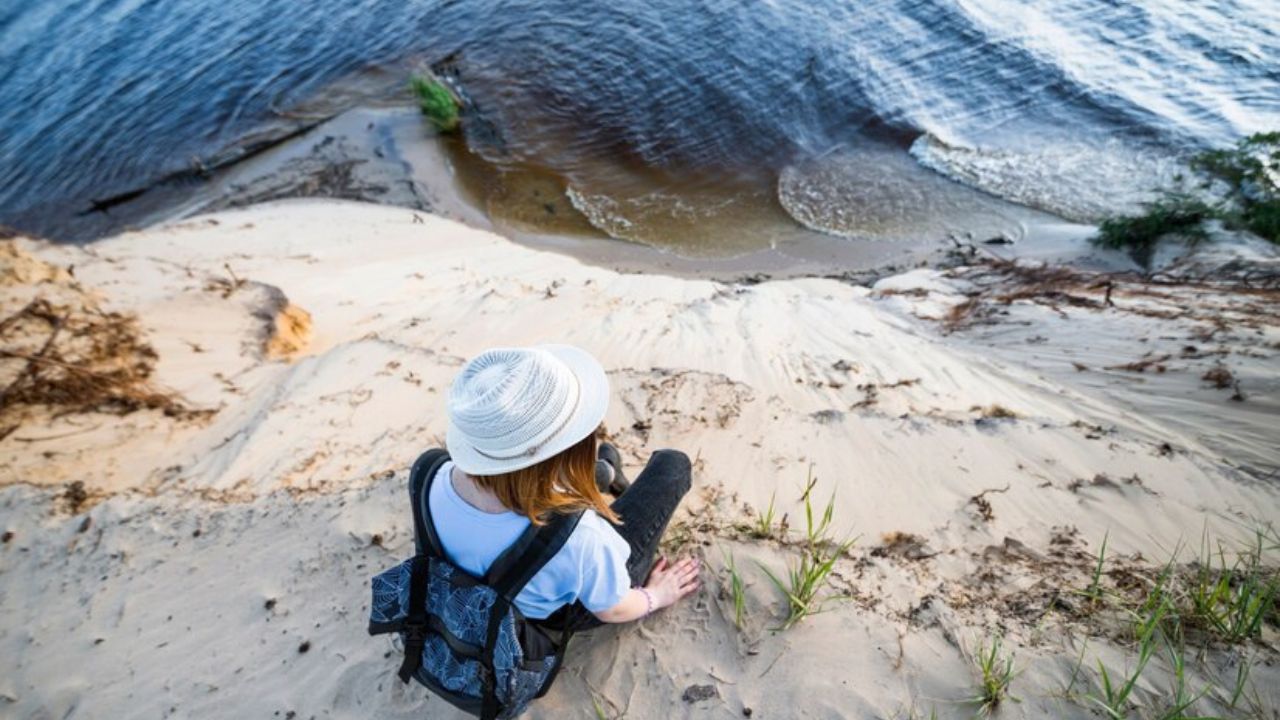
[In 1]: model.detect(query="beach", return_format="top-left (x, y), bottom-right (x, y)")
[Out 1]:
top-left (2, 200), bottom-right (1277, 718)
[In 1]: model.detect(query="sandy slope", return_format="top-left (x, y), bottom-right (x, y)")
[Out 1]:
top-left (1, 200), bottom-right (1277, 719)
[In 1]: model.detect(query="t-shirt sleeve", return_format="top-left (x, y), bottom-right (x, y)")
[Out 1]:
top-left (574, 518), bottom-right (632, 613)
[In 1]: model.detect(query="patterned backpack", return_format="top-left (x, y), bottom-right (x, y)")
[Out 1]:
top-left (368, 449), bottom-right (583, 719)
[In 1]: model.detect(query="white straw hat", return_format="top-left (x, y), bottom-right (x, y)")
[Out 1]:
top-left (445, 344), bottom-right (609, 475)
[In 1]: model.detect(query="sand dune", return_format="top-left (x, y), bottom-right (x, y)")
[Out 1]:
top-left (1, 200), bottom-right (1277, 719)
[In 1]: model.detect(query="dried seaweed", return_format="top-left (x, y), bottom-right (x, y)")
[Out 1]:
top-left (0, 297), bottom-right (200, 422)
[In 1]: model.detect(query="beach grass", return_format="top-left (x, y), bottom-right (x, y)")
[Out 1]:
top-left (750, 490), bottom-right (780, 540)
top-left (1064, 548), bottom-right (1166, 719)
top-left (1153, 628), bottom-right (1211, 720)
top-left (723, 549), bottom-right (747, 630)
top-left (758, 470), bottom-right (855, 630)
top-left (1076, 531), bottom-right (1110, 609)
top-left (969, 634), bottom-right (1018, 714)
top-left (1050, 526), bottom-right (1280, 718)
top-left (1183, 531), bottom-right (1278, 643)
top-left (409, 74), bottom-right (461, 133)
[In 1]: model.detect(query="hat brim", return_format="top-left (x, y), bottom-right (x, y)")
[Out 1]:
top-left (446, 344), bottom-right (609, 476)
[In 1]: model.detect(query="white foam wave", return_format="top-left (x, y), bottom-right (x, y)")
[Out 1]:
top-left (909, 134), bottom-right (1190, 222)
top-left (777, 144), bottom-right (1031, 242)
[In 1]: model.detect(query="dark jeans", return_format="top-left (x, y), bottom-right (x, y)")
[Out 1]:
top-left (539, 449), bottom-right (692, 633)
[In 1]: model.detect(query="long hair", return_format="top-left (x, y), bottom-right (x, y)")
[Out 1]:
top-left (470, 429), bottom-right (620, 525)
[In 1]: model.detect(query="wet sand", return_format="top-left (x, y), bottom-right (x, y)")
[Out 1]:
top-left (89, 104), bottom-right (1110, 283)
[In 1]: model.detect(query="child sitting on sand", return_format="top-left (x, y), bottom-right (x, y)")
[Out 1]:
top-left (371, 344), bottom-right (699, 718)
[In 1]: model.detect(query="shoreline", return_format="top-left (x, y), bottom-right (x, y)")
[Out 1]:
top-left (22, 103), bottom-right (1121, 284)
top-left (2, 200), bottom-right (1277, 718)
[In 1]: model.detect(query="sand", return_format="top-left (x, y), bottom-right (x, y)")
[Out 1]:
top-left (1, 200), bottom-right (1278, 719)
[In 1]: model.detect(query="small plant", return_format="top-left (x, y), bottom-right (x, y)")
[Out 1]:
top-left (969, 634), bottom-right (1018, 714)
top-left (1153, 627), bottom-right (1211, 720)
top-left (1193, 131), bottom-right (1279, 243)
top-left (723, 550), bottom-right (747, 630)
top-left (1092, 131), bottom-right (1279, 263)
top-left (1184, 532), bottom-right (1279, 643)
top-left (759, 541), bottom-right (846, 630)
top-left (1089, 596), bottom-right (1165, 719)
top-left (1130, 555), bottom-right (1181, 643)
top-left (758, 470), bottom-right (854, 630)
top-left (751, 490), bottom-right (780, 539)
top-left (409, 74), bottom-right (461, 133)
top-left (1214, 653), bottom-right (1274, 718)
top-left (1076, 531), bottom-right (1109, 608)
top-left (1228, 655), bottom-right (1253, 710)
top-left (1093, 193), bottom-right (1214, 265)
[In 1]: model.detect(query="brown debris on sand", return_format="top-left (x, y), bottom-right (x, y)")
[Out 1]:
top-left (971, 404), bottom-right (1018, 420)
top-left (1105, 352), bottom-right (1171, 373)
top-left (1201, 364), bottom-right (1234, 389)
top-left (872, 531), bottom-right (936, 561)
top-left (967, 484), bottom-right (1010, 522)
top-left (0, 297), bottom-right (193, 421)
top-left (941, 255), bottom-right (1280, 332)
top-left (0, 241), bottom-right (199, 427)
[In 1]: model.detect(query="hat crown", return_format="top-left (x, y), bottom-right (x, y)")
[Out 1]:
top-left (448, 348), bottom-right (580, 460)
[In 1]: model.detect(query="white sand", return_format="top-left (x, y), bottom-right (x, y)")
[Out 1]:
top-left (1, 200), bottom-right (1277, 719)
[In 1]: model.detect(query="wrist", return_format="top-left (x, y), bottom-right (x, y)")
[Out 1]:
top-left (637, 587), bottom-right (656, 616)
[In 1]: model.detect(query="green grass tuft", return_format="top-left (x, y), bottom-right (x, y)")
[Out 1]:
top-left (409, 74), bottom-right (461, 133)
top-left (1183, 530), bottom-right (1279, 643)
top-left (750, 490), bottom-right (780, 540)
top-left (969, 634), bottom-right (1019, 714)
top-left (723, 549), bottom-right (747, 630)
top-left (1153, 626), bottom-right (1212, 720)
top-left (1076, 530), bottom-right (1110, 608)
top-left (757, 468), bottom-right (855, 630)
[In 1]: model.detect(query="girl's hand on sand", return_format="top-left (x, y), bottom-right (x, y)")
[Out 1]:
top-left (643, 556), bottom-right (700, 609)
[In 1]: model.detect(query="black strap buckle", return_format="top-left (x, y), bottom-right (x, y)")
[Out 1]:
top-left (397, 623), bottom-right (429, 684)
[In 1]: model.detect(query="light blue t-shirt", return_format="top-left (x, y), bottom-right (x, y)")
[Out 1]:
top-left (428, 461), bottom-right (632, 619)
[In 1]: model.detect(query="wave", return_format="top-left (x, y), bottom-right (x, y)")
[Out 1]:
top-left (777, 143), bottom-right (1032, 242)
top-left (908, 134), bottom-right (1190, 223)
top-left (3, 0), bottom-right (1277, 243)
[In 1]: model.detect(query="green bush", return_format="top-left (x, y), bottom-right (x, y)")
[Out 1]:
top-left (410, 75), bottom-right (460, 133)
top-left (1092, 131), bottom-right (1279, 263)
top-left (1093, 194), bottom-right (1213, 266)
top-left (1193, 131), bottom-right (1279, 243)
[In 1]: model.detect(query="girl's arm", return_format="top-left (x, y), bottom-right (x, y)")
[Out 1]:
top-left (593, 556), bottom-right (700, 623)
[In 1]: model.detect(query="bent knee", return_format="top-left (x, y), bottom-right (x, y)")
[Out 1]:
top-left (649, 449), bottom-right (692, 491)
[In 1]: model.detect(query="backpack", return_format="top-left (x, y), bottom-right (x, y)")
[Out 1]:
top-left (368, 449), bottom-right (583, 719)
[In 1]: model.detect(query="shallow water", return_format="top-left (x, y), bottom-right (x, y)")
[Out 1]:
top-left (2, 0), bottom-right (1277, 251)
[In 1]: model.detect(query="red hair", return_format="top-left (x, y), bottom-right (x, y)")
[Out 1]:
top-left (470, 428), bottom-right (619, 525)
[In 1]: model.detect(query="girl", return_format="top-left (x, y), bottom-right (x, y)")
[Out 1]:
top-left (434, 344), bottom-right (700, 630)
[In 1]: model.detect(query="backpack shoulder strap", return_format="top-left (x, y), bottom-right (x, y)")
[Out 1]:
top-left (408, 449), bottom-right (451, 558)
top-left (398, 449), bottom-right (451, 685)
top-left (486, 510), bottom-right (585, 601)
top-left (476, 512), bottom-right (585, 719)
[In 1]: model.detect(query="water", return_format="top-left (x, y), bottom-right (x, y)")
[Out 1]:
top-left (2, 0), bottom-right (1277, 249)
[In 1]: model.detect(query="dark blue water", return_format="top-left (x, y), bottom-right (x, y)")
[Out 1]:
top-left (2, 0), bottom-right (1278, 240)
